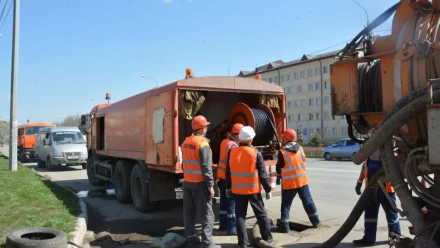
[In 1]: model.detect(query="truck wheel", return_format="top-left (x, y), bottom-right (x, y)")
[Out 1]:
top-left (114, 160), bottom-right (133, 203)
top-left (37, 157), bottom-right (46, 168)
top-left (6, 227), bottom-right (67, 248)
top-left (130, 164), bottom-right (157, 212)
top-left (86, 157), bottom-right (105, 186)
top-left (46, 157), bottom-right (57, 171)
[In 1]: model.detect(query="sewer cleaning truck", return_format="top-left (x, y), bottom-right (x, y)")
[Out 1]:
top-left (82, 69), bottom-right (285, 213)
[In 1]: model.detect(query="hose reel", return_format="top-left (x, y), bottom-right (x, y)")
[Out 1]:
top-left (228, 103), bottom-right (278, 146)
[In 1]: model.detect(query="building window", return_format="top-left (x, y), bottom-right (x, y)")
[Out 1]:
top-left (308, 69), bottom-right (313, 77)
top-left (325, 127), bottom-right (330, 137)
top-left (297, 114), bottom-right (302, 121)
top-left (310, 128), bottom-right (314, 135)
top-left (308, 83), bottom-right (313, 92)
top-left (316, 128), bottom-right (321, 135)
top-left (323, 66), bottom-right (329, 73)
top-left (324, 112), bottom-right (329, 120)
top-left (288, 115), bottom-right (291, 122)
top-left (275, 76), bottom-right (279, 84)
top-left (316, 113), bottom-right (320, 120)
top-left (301, 99), bottom-right (306, 107)
top-left (294, 72), bottom-right (298, 79)
top-left (287, 87), bottom-right (292, 95)
top-left (309, 98), bottom-right (313, 106)
top-left (298, 85), bottom-right (303, 93)
top-left (309, 113), bottom-right (313, 120)
top-left (288, 101), bottom-right (292, 108)
top-left (341, 127), bottom-right (346, 136)
top-left (295, 100), bottom-right (299, 108)
top-left (324, 81), bottom-right (329, 89)
top-left (324, 96), bottom-right (329, 105)
top-left (281, 75), bottom-right (285, 82)
top-left (332, 127), bottom-right (337, 136)
top-left (315, 82), bottom-right (320, 91)
top-left (269, 77), bottom-right (273, 83)
top-left (300, 71), bottom-right (305, 78)
top-left (315, 67), bottom-right (320, 75)
top-left (316, 97), bottom-right (321, 105)
top-left (287, 74), bottom-right (291, 81)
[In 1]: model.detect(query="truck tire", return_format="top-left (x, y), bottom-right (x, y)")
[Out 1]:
top-left (130, 164), bottom-right (157, 212)
top-left (6, 227), bottom-right (67, 248)
top-left (19, 150), bottom-right (25, 163)
top-left (114, 160), bottom-right (133, 203)
top-left (86, 157), bottom-right (105, 186)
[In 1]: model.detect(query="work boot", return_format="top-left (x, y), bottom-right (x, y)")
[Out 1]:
top-left (352, 239), bottom-right (375, 247)
top-left (186, 235), bottom-right (201, 248)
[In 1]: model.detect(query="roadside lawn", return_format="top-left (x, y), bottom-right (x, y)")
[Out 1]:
top-left (0, 153), bottom-right (80, 245)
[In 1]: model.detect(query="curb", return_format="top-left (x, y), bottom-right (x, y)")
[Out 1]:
top-left (67, 197), bottom-right (88, 248)
top-left (251, 222), bottom-right (279, 248)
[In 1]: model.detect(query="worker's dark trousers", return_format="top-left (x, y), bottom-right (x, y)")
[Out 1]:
top-left (280, 185), bottom-right (320, 231)
top-left (234, 193), bottom-right (273, 247)
top-left (363, 164), bottom-right (401, 243)
top-left (183, 187), bottom-right (215, 248)
top-left (217, 179), bottom-right (237, 234)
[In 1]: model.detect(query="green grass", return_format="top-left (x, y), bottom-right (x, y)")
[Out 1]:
top-left (0, 153), bottom-right (80, 245)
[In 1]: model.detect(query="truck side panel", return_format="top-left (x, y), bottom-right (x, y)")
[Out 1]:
top-left (145, 89), bottom-right (176, 171)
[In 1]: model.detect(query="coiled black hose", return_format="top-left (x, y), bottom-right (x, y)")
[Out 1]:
top-left (251, 108), bottom-right (274, 146)
top-left (358, 61), bottom-right (383, 113)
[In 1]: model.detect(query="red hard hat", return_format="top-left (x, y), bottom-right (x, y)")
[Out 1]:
top-left (231, 123), bottom-right (244, 134)
top-left (284, 129), bottom-right (297, 142)
top-left (192, 115), bottom-right (210, 130)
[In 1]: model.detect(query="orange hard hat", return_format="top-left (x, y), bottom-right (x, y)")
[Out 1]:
top-left (192, 115), bottom-right (210, 130)
top-left (231, 123), bottom-right (244, 134)
top-left (284, 129), bottom-right (297, 142)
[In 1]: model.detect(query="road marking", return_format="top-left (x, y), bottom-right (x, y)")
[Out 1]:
top-left (306, 167), bottom-right (359, 174)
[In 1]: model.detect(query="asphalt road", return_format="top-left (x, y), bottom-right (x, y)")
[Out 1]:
top-left (0, 144), bottom-right (411, 247)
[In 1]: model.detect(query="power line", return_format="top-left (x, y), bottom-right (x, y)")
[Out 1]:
top-left (0, 0), bottom-right (9, 25)
top-left (311, 39), bottom-right (352, 55)
top-left (0, 1), bottom-right (12, 31)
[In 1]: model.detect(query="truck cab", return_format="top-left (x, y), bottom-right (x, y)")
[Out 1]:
top-left (18, 123), bottom-right (56, 162)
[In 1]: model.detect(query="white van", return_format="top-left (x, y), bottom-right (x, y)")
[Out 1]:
top-left (35, 127), bottom-right (88, 171)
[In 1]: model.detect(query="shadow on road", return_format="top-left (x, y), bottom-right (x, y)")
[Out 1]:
top-left (283, 240), bottom-right (390, 247)
top-left (25, 163), bottom-right (84, 172)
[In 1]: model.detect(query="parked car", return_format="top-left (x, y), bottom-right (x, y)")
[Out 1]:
top-left (35, 127), bottom-right (88, 171)
top-left (322, 138), bottom-right (361, 161)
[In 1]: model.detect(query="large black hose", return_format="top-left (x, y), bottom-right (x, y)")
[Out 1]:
top-left (252, 108), bottom-right (274, 146)
top-left (314, 168), bottom-right (385, 248)
top-left (380, 142), bottom-right (434, 248)
top-left (352, 89), bottom-right (440, 165)
top-left (358, 61), bottom-right (383, 113)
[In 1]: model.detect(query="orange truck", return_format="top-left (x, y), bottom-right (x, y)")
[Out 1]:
top-left (82, 70), bottom-right (286, 213)
top-left (18, 122), bottom-right (56, 162)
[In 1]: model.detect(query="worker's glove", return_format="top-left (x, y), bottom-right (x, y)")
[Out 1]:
top-left (355, 180), bottom-right (362, 195)
top-left (276, 176), bottom-right (281, 185)
top-left (266, 192), bottom-right (272, 200)
top-left (226, 189), bottom-right (233, 198)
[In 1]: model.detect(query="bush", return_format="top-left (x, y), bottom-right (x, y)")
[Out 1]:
top-left (310, 133), bottom-right (323, 147)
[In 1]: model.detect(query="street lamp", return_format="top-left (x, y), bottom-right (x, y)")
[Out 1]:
top-left (141, 75), bottom-right (158, 88)
top-left (351, 0), bottom-right (369, 26)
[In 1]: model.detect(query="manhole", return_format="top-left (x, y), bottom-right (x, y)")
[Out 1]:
top-left (276, 219), bottom-right (312, 232)
top-left (21, 232), bottom-right (56, 240)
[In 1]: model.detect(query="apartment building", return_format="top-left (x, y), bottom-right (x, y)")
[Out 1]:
top-left (238, 50), bottom-right (348, 145)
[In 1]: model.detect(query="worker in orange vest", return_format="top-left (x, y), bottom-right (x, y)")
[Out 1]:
top-left (181, 115), bottom-right (216, 248)
top-left (353, 128), bottom-right (401, 246)
top-left (225, 126), bottom-right (274, 248)
top-left (276, 128), bottom-right (320, 233)
top-left (217, 123), bottom-right (243, 234)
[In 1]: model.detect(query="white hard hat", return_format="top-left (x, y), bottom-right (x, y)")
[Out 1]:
top-left (239, 126), bottom-right (256, 141)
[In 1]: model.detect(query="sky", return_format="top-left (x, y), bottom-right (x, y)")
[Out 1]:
top-left (0, 0), bottom-right (395, 124)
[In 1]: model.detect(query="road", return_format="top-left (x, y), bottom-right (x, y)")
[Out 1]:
top-left (0, 144), bottom-right (410, 247)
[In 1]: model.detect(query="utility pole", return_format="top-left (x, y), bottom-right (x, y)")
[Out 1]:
top-left (9, 0), bottom-right (20, 171)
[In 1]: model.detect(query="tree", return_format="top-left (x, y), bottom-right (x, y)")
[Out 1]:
top-left (310, 133), bottom-right (323, 147)
top-left (54, 115), bottom-right (81, 127)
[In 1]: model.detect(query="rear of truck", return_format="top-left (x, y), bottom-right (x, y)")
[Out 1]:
top-left (18, 123), bottom-right (56, 162)
top-left (85, 75), bottom-right (286, 213)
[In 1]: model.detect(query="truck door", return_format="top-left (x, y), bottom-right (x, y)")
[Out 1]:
top-left (145, 90), bottom-right (177, 168)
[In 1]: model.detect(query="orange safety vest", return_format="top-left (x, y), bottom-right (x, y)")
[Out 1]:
top-left (182, 135), bottom-right (211, 183)
top-left (229, 146), bottom-right (262, 195)
top-left (217, 138), bottom-right (237, 180)
top-left (364, 158), bottom-right (395, 193)
top-left (280, 147), bottom-right (308, 190)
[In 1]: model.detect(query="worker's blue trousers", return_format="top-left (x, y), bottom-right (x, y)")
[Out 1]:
top-left (363, 162), bottom-right (401, 243)
top-left (280, 185), bottom-right (320, 231)
top-left (217, 179), bottom-right (236, 234)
